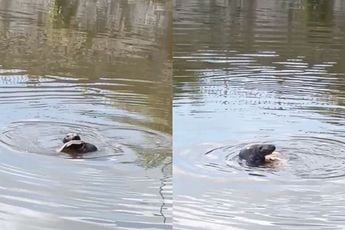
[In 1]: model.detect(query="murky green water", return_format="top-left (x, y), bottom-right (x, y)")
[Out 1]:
top-left (0, 0), bottom-right (171, 229)
top-left (4, 0), bottom-right (345, 229)
top-left (174, 0), bottom-right (345, 229)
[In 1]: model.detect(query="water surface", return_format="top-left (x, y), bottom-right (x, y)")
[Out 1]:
top-left (0, 0), bottom-right (171, 229)
top-left (174, 0), bottom-right (345, 229)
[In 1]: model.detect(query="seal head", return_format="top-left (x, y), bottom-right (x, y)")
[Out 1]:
top-left (239, 144), bottom-right (276, 166)
top-left (58, 133), bottom-right (98, 155)
top-left (63, 133), bottom-right (81, 143)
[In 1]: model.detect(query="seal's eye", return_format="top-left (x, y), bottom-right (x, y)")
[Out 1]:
top-left (259, 146), bottom-right (263, 151)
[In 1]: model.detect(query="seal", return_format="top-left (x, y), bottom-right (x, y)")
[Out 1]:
top-left (63, 133), bottom-right (81, 143)
top-left (57, 133), bottom-right (98, 155)
top-left (239, 144), bottom-right (277, 166)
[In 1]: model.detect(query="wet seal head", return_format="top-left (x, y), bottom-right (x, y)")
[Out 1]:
top-left (63, 133), bottom-right (81, 143)
top-left (239, 144), bottom-right (276, 166)
top-left (58, 133), bottom-right (98, 156)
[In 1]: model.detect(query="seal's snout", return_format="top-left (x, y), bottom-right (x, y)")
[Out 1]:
top-left (260, 144), bottom-right (276, 155)
top-left (63, 133), bottom-right (81, 143)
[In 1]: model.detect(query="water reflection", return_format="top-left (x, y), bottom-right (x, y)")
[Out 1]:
top-left (0, 0), bottom-right (171, 229)
top-left (0, 0), bottom-right (171, 132)
top-left (174, 0), bottom-right (345, 229)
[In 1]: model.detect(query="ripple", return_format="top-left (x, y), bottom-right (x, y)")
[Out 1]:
top-left (177, 136), bottom-right (345, 180)
top-left (0, 120), bottom-right (170, 164)
top-left (0, 74), bottom-right (154, 107)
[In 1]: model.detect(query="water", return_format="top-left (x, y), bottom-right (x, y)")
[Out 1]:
top-left (174, 0), bottom-right (345, 229)
top-left (0, 0), bottom-right (171, 229)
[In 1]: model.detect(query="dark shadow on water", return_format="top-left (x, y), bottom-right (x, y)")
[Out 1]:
top-left (53, 0), bottom-right (79, 28)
